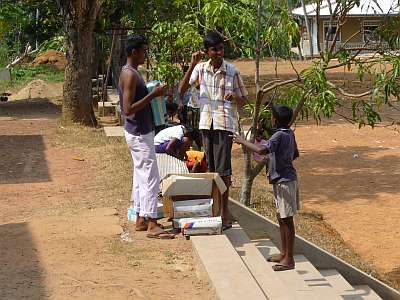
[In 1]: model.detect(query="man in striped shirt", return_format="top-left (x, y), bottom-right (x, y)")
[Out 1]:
top-left (179, 31), bottom-right (248, 229)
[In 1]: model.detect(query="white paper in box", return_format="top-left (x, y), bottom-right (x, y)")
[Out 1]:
top-left (162, 175), bottom-right (213, 196)
top-left (173, 198), bottom-right (213, 219)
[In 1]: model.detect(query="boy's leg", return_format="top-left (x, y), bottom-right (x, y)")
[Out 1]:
top-left (272, 181), bottom-right (298, 270)
top-left (280, 216), bottom-right (295, 267)
top-left (201, 129), bottom-right (215, 172)
top-left (133, 168), bottom-right (148, 230)
top-left (213, 130), bottom-right (233, 228)
top-left (125, 130), bottom-right (146, 229)
top-left (268, 213), bottom-right (286, 262)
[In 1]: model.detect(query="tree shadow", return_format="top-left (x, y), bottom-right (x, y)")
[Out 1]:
top-left (0, 222), bottom-right (47, 299)
top-left (0, 98), bottom-right (61, 119)
top-left (0, 135), bottom-right (51, 184)
top-left (296, 145), bottom-right (400, 204)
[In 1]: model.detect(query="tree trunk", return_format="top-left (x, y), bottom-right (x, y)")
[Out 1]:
top-left (58, 0), bottom-right (100, 126)
top-left (240, 0), bottom-right (262, 206)
top-left (111, 30), bottom-right (127, 88)
top-left (301, 0), bottom-right (314, 58)
top-left (240, 168), bottom-right (254, 206)
top-left (316, 0), bottom-right (321, 54)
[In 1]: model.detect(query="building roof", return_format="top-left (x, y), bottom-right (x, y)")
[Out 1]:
top-left (292, 0), bottom-right (400, 17)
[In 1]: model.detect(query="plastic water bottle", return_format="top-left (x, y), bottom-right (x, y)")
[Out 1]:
top-left (127, 205), bottom-right (136, 222)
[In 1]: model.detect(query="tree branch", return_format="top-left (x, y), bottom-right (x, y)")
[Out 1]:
top-left (324, 42), bottom-right (370, 70)
top-left (290, 92), bottom-right (309, 126)
top-left (288, 56), bottom-right (300, 79)
top-left (327, 80), bottom-right (372, 98)
top-left (329, 18), bottom-right (347, 54)
top-left (261, 78), bottom-right (299, 95)
top-left (334, 111), bottom-right (356, 124)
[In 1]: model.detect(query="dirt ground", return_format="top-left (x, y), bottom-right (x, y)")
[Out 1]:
top-left (2, 59), bottom-right (399, 296)
top-left (8, 79), bottom-right (63, 101)
top-left (234, 59), bottom-right (400, 281)
top-left (295, 120), bottom-right (400, 275)
top-left (0, 90), bottom-right (212, 299)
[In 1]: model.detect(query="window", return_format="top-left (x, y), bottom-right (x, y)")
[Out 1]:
top-left (323, 21), bottom-right (341, 42)
top-left (363, 20), bottom-right (381, 42)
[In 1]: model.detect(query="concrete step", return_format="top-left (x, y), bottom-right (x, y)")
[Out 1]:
top-left (320, 269), bottom-right (382, 299)
top-left (103, 126), bottom-right (124, 137)
top-left (294, 255), bottom-right (342, 299)
top-left (191, 235), bottom-right (266, 300)
top-left (348, 285), bottom-right (383, 300)
top-left (251, 238), bottom-right (318, 300)
top-left (320, 269), bottom-right (355, 292)
top-left (225, 225), bottom-right (295, 300)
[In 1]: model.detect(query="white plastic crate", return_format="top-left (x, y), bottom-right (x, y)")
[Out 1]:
top-left (173, 198), bottom-right (213, 219)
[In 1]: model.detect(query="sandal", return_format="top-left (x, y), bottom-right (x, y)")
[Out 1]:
top-left (135, 223), bottom-right (148, 231)
top-left (222, 224), bottom-right (233, 231)
top-left (135, 219), bottom-right (164, 231)
top-left (272, 263), bottom-right (295, 272)
top-left (147, 226), bottom-right (175, 239)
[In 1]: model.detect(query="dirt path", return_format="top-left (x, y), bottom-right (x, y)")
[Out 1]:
top-left (0, 96), bottom-right (211, 299)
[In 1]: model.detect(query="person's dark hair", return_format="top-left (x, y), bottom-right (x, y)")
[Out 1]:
top-left (166, 101), bottom-right (178, 114)
top-left (125, 34), bottom-right (148, 56)
top-left (272, 104), bottom-right (293, 127)
top-left (203, 31), bottom-right (224, 49)
top-left (185, 127), bottom-right (202, 148)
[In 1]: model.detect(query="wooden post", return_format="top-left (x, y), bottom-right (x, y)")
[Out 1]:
top-left (101, 31), bottom-right (117, 116)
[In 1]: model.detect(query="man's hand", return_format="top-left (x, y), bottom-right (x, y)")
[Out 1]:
top-left (152, 84), bottom-right (168, 97)
top-left (224, 92), bottom-right (236, 102)
top-left (230, 132), bottom-right (246, 145)
top-left (190, 51), bottom-right (204, 66)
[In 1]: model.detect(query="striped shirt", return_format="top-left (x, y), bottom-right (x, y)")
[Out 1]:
top-left (189, 59), bottom-right (248, 133)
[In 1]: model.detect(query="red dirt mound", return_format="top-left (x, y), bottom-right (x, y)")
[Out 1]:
top-left (32, 50), bottom-right (67, 70)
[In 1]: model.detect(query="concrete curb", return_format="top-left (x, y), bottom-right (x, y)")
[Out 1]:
top-left (228, 198), bottom-right (400, 300)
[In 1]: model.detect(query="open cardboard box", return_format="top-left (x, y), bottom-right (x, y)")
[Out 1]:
top-left (161, 173), bottom-right (227, 219)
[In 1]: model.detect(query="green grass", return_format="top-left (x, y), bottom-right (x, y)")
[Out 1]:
top-left (0, 65), bottom-right (64, 93)
top-left (11, 65), bottom-right (64, 83)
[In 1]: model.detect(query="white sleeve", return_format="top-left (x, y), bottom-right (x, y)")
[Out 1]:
top-left (189, 64), bottom-right (201, 86)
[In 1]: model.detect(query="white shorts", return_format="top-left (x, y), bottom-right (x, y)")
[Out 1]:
top-left (273, 180), bottom-right (300, 218)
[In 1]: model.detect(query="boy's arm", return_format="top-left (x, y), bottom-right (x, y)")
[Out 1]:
top-left (122, 70), bottom-right (166, 116)
top-left (179, 51), bottom-right (203, 98)
top-left (165, 138), bottom-right (180, 158)
top-left (232, 134), bottom-right (269, 155)
top-left (293, 139), bottom-right (300, 160)
top-left (225, 71), bottom-right (248, 108)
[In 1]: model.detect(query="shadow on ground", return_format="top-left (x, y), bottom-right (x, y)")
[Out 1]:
top-left (0, 135), bottom-right (50, 184)
top-left (0, 98), bottom-right (61, 119)
top-left (0, 222), bottom-right (46, 299)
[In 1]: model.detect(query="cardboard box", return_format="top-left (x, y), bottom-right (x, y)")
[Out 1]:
top-left (162, 173), bottom-right (227, 219)
top-left (163, 175), bottom-right (213, 196)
